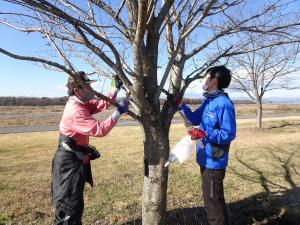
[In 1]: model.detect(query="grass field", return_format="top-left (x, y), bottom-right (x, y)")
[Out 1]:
top-left (0, 117), bottom-right (300, 225)
top-left (1, 103), bottom-right (300, 127)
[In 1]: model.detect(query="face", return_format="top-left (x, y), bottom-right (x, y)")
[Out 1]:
top-left (74, 83), bottom-right (94, 102)
top-left (202, 73), bottom-right (218, 92)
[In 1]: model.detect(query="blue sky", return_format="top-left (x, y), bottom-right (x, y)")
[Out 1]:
top-left (0, 1), bottom-right (300, 101)
top-left (0, 22), bottom-right (70, 97)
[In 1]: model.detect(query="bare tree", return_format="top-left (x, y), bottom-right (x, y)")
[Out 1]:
top-left (0, 1), bottom-right (300, 224)
top-left (230, 33), bottom-right (300, 128)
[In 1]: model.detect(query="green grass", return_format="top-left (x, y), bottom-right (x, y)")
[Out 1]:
top-left (0, 118), bottom-right (300, 224)
top-left (0, 213), bottom-right (11, 225)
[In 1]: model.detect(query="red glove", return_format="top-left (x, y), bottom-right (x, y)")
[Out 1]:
top-left (173, 97), bottom-right (182, 108)
top-left (188, 128), bottom-right (206, 140)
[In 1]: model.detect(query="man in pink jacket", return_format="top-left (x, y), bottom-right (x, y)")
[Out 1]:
top-left (51, 71), bottom-right (128, 225)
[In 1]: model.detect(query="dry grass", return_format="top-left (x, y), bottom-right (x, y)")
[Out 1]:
top-left (1, 103), bottom-right (300, 127)
top-left (0, 105), bottom-right (134, 128)
top-left (0, 105), bottom-right (64, 127)
top-left (0, 117), bottom-right (300, 225)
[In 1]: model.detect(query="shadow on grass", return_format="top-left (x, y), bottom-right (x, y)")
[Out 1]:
top-left (122, 146), bottom-right (300, 225)
top-left (266, 120), bottom-right (300, 129)
top-left (122, 188), bottom-right (300, 225)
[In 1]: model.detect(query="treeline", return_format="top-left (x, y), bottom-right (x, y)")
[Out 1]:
top-left (0, 96), bottom-right (202, 106)
top-left (161, 98), bottom-right (203, 105)
top-left (0, 96), bottom-right (252, 106)
top-left (0, 96), bottom-right (68, 106)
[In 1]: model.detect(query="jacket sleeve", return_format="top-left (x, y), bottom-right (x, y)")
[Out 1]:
top-left (86, 92), bottom-right (117, 115)
top-left (205, 101), bottom-right (236, 144)
top-left (71, 108), bottom-right (117, 137)
top-left (179, 103), bottom-right (205, 126)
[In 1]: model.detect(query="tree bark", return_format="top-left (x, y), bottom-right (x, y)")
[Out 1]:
top-left (141, 115), bottom-right (170, 225)
top-left (256, 99), bottom-right (263, 128)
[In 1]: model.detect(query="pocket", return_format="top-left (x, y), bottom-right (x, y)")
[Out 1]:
top-left (210, 143), bottom-right (229, 160)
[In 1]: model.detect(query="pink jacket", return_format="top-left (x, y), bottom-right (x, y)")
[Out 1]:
top-left (59, 93), bottom-right (117, 147)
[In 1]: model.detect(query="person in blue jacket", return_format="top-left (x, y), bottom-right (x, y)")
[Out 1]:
top-left (178, 65), bottom-right (236, 225)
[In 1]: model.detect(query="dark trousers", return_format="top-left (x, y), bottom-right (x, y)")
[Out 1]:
top-left (54, 205), bottom-right (84, 225)
top-left (52, 150), bottom-right (86, 225)
top-left (200, 166), bottom-right (229, 225)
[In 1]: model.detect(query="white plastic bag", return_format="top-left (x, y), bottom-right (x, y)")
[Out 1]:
top-left (164, 135), bottom-right (194, 167)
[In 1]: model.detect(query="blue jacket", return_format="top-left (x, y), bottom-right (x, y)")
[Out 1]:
top-left (179, 91), bottom-right (236, 169)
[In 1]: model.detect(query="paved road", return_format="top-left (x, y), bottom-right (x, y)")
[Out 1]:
top-left (0, 120), bottom-right (184, 134)
top-left (0, 121), bottom-right (139, 134)
top-left (1, 113), bottom-right (299, 134)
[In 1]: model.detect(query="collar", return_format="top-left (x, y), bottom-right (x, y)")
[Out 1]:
top-left (68, 95), bottom-right (85, 105)
top-left (203, 89), bottom-right (225, 99)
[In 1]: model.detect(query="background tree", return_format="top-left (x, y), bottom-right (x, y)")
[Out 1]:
top-left (1, 1), bottom-right (300, 224)
top-left (230, 33), bottom-right (300, 128)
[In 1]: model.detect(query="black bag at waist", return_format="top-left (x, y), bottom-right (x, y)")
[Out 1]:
top-left (59, 133), bottom-right (101, 161)
top-left (57, 133), bottom-right (94, 186)
top-left (59, 133), bottom-right (89, 153)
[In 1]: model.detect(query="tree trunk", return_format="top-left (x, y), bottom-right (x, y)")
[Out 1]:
top-left (256, 99), bottom-right (263, 128)
top-left (141, 117), bottom-right (170, 225)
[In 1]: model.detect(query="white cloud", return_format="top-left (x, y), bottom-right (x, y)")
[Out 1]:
top-left (184, 79), bottom-right (204, 98)
top-left (56, 84), bottom-right (67, 92)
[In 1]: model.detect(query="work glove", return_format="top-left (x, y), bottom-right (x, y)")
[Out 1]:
top-left (117, 99), bottom-right (129, 114)
top-left (111, 75), bottom-right (123, 97)
top-left (167, 94), bottom-right (182, 108)
top-left (111, 75), bottom-right (123, 89)
top-left (188, 128), bottom-right (206, 140)
top-left (88, 145), bottom-right (101, 160)
top-left (173, 97), bottom-right (182, 108)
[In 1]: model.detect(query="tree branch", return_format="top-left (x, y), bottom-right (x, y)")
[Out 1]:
top-left (74, 25), bottom-right (132, 88)
top-left (0, 47), bottom-right (73, 74)
top-left (115, 0), bottom-right (126, 19)
top-left (0, 20), bottom-right (83, 44)
top-left (89, 0), bottom-right (132, 40)
top-left (157, 0), bottom-right (175, 27)
top-left (0, 47), bottom-right (140, 120)
top-left (181, 0), bottom-right (217, 40)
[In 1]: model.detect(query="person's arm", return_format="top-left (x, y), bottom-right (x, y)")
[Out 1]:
top-left (87, 75), bottom-right (123, 114)
top-left (71, 108), bottom-right (120, 137)
top-left (205, 102), bottom-right (236, 144)
top-left (178, 102), bottom-right (206, 126)
top-left (70, 99), bottom-right (128, 137)
top-left (87, 90), bottom-right (118, 115)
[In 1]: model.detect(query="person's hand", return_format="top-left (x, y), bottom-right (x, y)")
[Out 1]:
top-left (88, 145), bottom-right (101, 160)
top-left (82, 155), bottom-right (90, 165)
top-left (188, 128), bottom-right (206, 140)
top-left (173, 97), bottom-right (182, 108)
top-left (114, 75), bottom-right (123, 89)
top-left (117, 99), bottom-right (129, 114)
